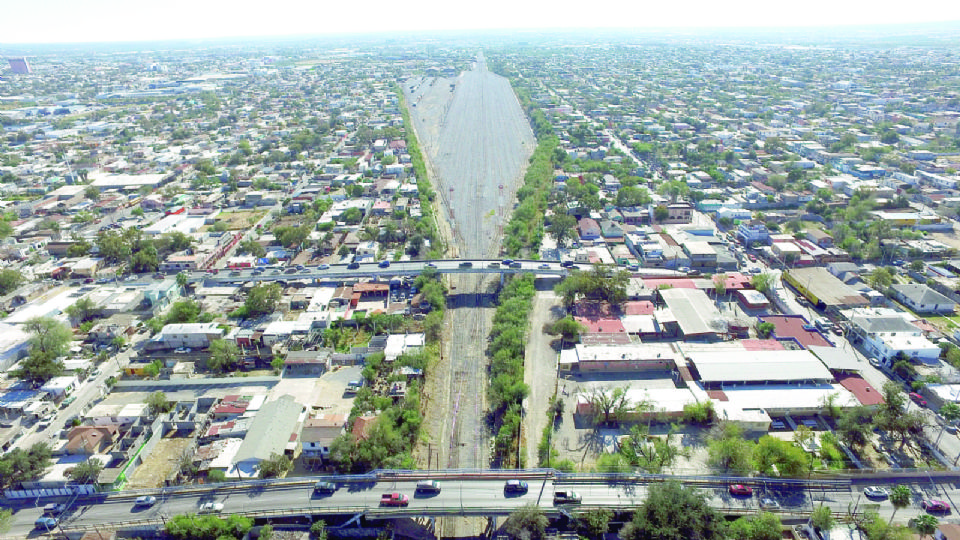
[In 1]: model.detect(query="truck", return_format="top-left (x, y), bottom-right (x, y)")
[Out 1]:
top-left (380, 493), bottom-right (409, 506)
top-left (553, 491), bottom-right (582, 504)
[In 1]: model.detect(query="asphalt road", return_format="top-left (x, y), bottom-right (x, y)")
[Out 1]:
top-left (8, 476), bottom-right (960, 536)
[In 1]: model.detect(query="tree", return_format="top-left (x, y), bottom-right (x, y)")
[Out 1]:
top-left (939, 402), bottom-right (960, 426)
top-left (751, 272), bottom-right (774, 293)
top-left (707, 422), bottom-right (756, 475)
top-left (654, 205), bottom-right (669, 222)
top-left (166, 299), bottom-right (203, 324)
top-left (576, 508), bottom-right (613, 539)
top-left (835, 406), bottom-right (873, 449)
top-left (857, 512), bottom-right (912, 540)
top-left (26, 316), bottom-right (71, 358)
top-left (757, 321), bottom-right (775, 338)
top-left (84, 186), bottom-right (100, 201)
top-left (548, 213), bottom-right (578, 247)
top-left (258, 452), bottom-right (291, 479)
top-left (811, 505), bottom-right (835, 531)
top-left (207, 469), bottom-right (227, 483)
top-left (67, 458), bottom-right (103, 484)
top-left (729, 512), bottom-right (782, 540)
top-left (713, 273), bottom-right (727, 297)
top-left (583, 386), bottom-right (635, 427)
top-left (545, 316), bottom-right (586, 344)
top-left (166, 514), bottom-right (253, 540)
top-left (176, 271), bottom-right (189, 293)
top-left (753, 435), bottom-right (811, 477)
top-left (889, 485), bottom-right (912, 524)
top-left (145, 391), bottom-right (174, 415)
top-left (619, 423), bottom-right (687, 473)
top-left (244, 283), bottom-right (281, 317)
top-left (310, 520), bottom-right (328, 540)
top-left (208, 340), bottom-right (240, 373)
top-left (238, 239), bottom-right (266, 258)
top-left (271, 355), bottom-right (285, 373)
top-left (616, 185), bottom-right (652, 207)
top-left (0, 268), bottom-right (24, 295)
top-left (111, 335), bottom-right (126, 351)
top-left (65, 297), bottom-right (101, 325)
top-left (913, 514), bottom-right (938, 540)
top-left (620, 482), bottom-right (725, 540)
top-left (0, 443), bottom-right (53, 489)
top-left (868, 267), bottom-right (894, 290)
top-left (502, 504), bottom-right (548, 540)
top-left (0, 508), bottom-right (12, 535)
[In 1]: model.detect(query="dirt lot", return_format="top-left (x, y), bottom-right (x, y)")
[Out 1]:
top-left (268, 365), bottom-right (362, 415)
top-left (204, 210), bottom-right (268, 232)
top-left (126, 437), bottom-right (194, 489)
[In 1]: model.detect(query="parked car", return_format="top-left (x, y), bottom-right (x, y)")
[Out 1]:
top-left (922, 500), bottom-right (951, 513)
top-left (43, 503), bottom-right (66, 516)
top-left (909, 392), bottom-right (928, 407)
top-left (729, 484), bottom-right (752, 496)
top-left (134, 496), bottom-right (157, 507)
top-left (863, 486), bottom-right (889, 499)
top-left (35, 517), bottom-right (59, 531)
top-left (504, 480), bottom-right (528, 494)
top-left (415, 480), bottom-right (441, 494)
top-left (174, 347), bottom-right (191, 354)
top-left (869, 357), bottom-right (881, 368)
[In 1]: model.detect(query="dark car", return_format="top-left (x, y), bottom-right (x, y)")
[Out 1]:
top-left (561, 261), bottom-right (574, 268)
top-left (415, 480), bottom-right (441, 494)
top-left (347, 262), bottom-right (360, 270)
top-left (504, 479), bottom-right (528, 494)
top-left (459, 261), bottom-right (473, 268)
top-left (314, 481), bottom-right (337, 495)
top-left (378, 260), bottom-right (391, 268)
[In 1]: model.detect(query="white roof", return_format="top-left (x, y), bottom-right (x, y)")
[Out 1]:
top-left (659, 288), bottom-right (720, 336)
top-left (689, 349), bottom-right (833, 383)
top-left (721, 384), bottom-right (860, 411)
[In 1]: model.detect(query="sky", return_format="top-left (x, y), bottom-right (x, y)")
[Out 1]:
top-left (3, 0), bottom-right (960, 44)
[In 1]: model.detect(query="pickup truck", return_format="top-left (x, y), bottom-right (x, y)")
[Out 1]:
top-left (553, 491), bottom-right (582, 504)
top-left (380, 493), bottom-right (409, 506)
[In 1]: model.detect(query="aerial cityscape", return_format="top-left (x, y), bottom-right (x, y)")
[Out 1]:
top-left (3, 18), bottom-right (960, 540)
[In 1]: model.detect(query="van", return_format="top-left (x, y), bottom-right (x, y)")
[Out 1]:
top-left (814, 318), bottom-right (833, 332)
top-left (415, 480), bottom-right (441, 494)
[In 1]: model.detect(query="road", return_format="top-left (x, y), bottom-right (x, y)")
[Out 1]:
top-left (6, 474), bottom-right (960, 537)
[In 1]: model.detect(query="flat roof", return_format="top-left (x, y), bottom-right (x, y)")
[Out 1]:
top-left (659, 288), bottom-right (720, 336)
top-left (759, 315), bottom-right (833, 349)
top-left (808, 345), bottom-right (863, 372)
top-left (722, 383), bottom-right (860, 412)
top-left (786, 267), bottom-right (870, 308)
top-left (836, 375), bottom-right (885, 406)
top-left (688, 349), bottom-right (833, 383)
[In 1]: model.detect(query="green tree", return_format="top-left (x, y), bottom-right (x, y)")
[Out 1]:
top-left (583, 386), bottom-right (634, 427)
top-left (0, 508), bottom-right (12, 535)
top-left (728, 512), bottom-right (783, 540)
top-left (84, 186), bottom-right (100, 201)
top-left (576, 508), bottom-right (613, 539)
top-left (244, 283), bottom-right (281, 317)
top-left (207, 469), bottom-right (227, 483)
top-left (238, 239), bottom-right (266, 258)
top-left (548, 213), bottom-right (578, 248)
top-left (271, 355), bottom-right (285, 373)
top-left (166, 299), bottom-right (202, 324)
top-left (868, 267), bottom-right (894, 290)
top-left (620, 482), bottom-right (725, 540)
top-left (176, 271), bottom-right (189, 293)
top-left (0, 443), bottom-right (53, 489)
top-left (811, 505), bottom-right (835, 531)
top-left (503, 504), bottom-right (548, 540)
top-left (757, 321), bottom-right (776, 338)
top-left (310, 520), bottom-right (328, 540)
top-left (707, 422), bottom-right (756, 475)
top-left (0, 268), bottom-right (24, 295)
top-left (67, 458), bottom-right (103, 484)
top-left (145, 391), bottom-right (174, 415)
top-left (208, 340), bottom-right (240, 373)
top-left (545, 316), bottom-right (586, 344)
top-left (753, 435), bottom-right (811, 477)
top-left (751, 272), bottom-right (774, 293)
top-left (889, 485), bottom-right (912, 524)
top-left (165, 514), bottom-right (253, 540)
top-left (913, 514), bottom-right (938, 540)
top-left (65, 297), bottom-right (101, 325)
top-left (835, 406), bottom-right (873, 449)
top-left (654, 205), bottom-right (669, 222)
top-left (258, 452), bottom-right (291, 479)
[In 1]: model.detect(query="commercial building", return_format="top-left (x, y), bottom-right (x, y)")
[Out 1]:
top-left (783, 267), bottom-right (870, 311)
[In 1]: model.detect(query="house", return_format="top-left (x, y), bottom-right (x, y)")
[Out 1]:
top-left (890, 284), bottom-right (957, 314)
top-left (805, 228), bottom-right (834, 248)
top-left (229, 394), bottom-right (304, 478)
top-left (578, 218), bottom-right (602, 241)
top-left (157, 322), bottom-right (224, 349)
top-left (300, 413), bottom-right (346, 466)
top-left (846, 309), bottom-right (940, 365)
top-left (662, 202), bottom-right (694, 224)
top-left (65, 425), bottom-right (120, 455)
top-left (738, 220), bottom-right (770, 245)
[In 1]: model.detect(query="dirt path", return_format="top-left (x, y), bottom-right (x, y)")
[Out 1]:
top-left (523, 290), bottom-right (563, 467)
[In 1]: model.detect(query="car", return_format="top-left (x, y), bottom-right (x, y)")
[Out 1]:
top-left (627, 264), bottom-right (640, 271)
top-left (415, 480), bottom-right (441, 494)
top-left (750, 267), bottom-right (763, 274)
top-left (678, 266), bottom-right (690, 273)
top-left (35, 517), bottom-right (59, 531)
top-left (922, 500), bottom-right (951, 513)
top-left (134, 496), bottom-right (157, 507)
top-left (687, 269), bottom-right (701, 276)
top-left (229, 271), bottom-right (241, 276)
top-left (296, 265), bottom-right (305, 270)
top-left (198, 502), bottom-right (224, 513)
top-left (378, 260), bottom-right (391, 268)
top-left (380, 493), bottom-right (409, 507)
top-left (863, 486), bottom-right (889, 499)
top-left (729, 484), bottom-right (753, 496)
top-left (538, 263), bottom-right (551, 269)
top-left (488, 262), bottom-right (501, 268)
top-left (317, 264), bottom-right (330, 270)
top-left (869, 357), bottom-right (882, 368)
top-left (174, 347), bottom-right (191, 354)
top-left (459, 261), bottom-right (473, 268)
top-left (553, 491), bottom-right (582, 504)
top-left (504, 479), bottom-right (529, 494)
top-left (61, 396), bottom-right (76, 408)
top-left (313, 481), bottom-right (337, 494)
top-left (284, 268), bottom-right (298, 274)
top-left (43, 503), bottom-right (66, 515)
top-left (509, 262), bottom-right (522, 269)
top-left (561, 261), bottom-right (574, 268)
top-left (502, 259), bottom-right (514, 266)
top-left (347, 262), bottom-right (360, 270)
top-left (37, 419), bottom-right (52, 430)
top-left (748, 254), bottom-right (757, 262)
top-left (426, 262), bottom-right (437, 268)
top-left (909, 392), bottom-right (928, 407)
top-left (759, 497), bottom-right (780, 509)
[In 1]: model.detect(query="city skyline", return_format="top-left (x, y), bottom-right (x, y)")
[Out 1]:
top-left (3, 0), bottom-right (960, 44)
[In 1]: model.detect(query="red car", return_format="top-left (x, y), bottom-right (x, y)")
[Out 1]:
top-left (729, 484), bottom-right (753, 496)
top-left (922, 500), bottom-right (950, 513)
top-left (909, 393), bottom-right (928, 407)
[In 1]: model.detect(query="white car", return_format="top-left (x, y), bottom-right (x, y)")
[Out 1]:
top-left (135, 496), bottom-right (157, 506)
top-left (760, 497), bottom-right (780, 509)
top-left (864, 486), bottom-right (889, 499)
top-left (198, 502), bottom-right (224, 513)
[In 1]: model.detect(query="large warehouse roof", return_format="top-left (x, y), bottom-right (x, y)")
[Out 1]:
top-left (688, 349), bottom-right (833, 383)
top-left (785, 267), bottom-right (869, 308)
top-left (659, 288), bottom-right (721, 336)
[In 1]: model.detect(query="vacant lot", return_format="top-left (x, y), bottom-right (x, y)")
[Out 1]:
top-left (126, 437), bottom-right (194, 489)
top-left (205, 210), bottom-right (267, 231)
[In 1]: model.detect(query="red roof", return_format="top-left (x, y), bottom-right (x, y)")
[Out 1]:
top-left (643, 278), bottom-right (697, 289)
top-left (741, 339), bottom-right (786, 351)
top-left (574, 316), bottom-right (626, 334)
top-left (623, 301), bottom-right (655, 315)
top-left (837, 375), bottom-right (885, 407)
top-left (758, 315), bottom-right (833, 349)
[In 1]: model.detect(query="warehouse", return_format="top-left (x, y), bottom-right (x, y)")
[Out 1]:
top-left (686, 349), bottom-right (834, 388)
top-left (783, 267), bottom-right (870, 311)
top-left (658, 288), bottom-right (723, 339)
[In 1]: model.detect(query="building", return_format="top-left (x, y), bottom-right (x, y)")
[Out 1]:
top-left (157, 322), bottom-right (224, 349)
top-left (737, 220), bottom-right (770, 245)
top-left (784, 267), bottom-right (870, 311)
top-left (846, 309), bottom-right (940, 365)
top-left (889, 284), bottom-right (957, 314)
top-left (7, 58), bottom-right (31, 74)
top-left (230, 394), bottom-right (304, 478)
top-left (300, 413), bottom-right (346, 466)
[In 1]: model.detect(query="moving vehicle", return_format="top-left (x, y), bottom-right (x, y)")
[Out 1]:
top-left (43, 503), bottom-right (66, 515)
top-left (134, 496), bottom-right (157, 507)
top-left (487, 262), bottom-right (501, 268)
top-left (553, 491), bottom-right (582, 504)
top-left (35, 517), bottom-right (59, 531)
top-left (378, 260), bottom-right (391, 268)
top-left (426, 262), bottom-right (437, 268)
top-left (863, 486), bottom-right (889, 499)
top-left (347, 262), bottom-right (360, 270)
top-left (199, 502), bottom-right (224, 513)
top-left (538, 263), bottom-right (551, 269)
top-left (318, 264), bottom-right (330, 270)
top-left (458, 261), bottom-right (473, 268)
top-left (314, 481), bottom-right (337, 494)
top-left (759, 497), bottom-right (780, 509)
top-left (174, 347), bottom-right (192, 354)
top-left (561, 261), bottom-right (574, 268)
top-left (909, 392), bottom-right (928, 407)
top-left (504, 479), bottom-right (528, 494)
top-left (380, 493), bottom-right (409, 506)
top-left (502, 259), bottom-right (514, 265)
top-left (728, 484), bottom-right (752, 496)
top-left (922, 500), bottom-right (950, 513)
top-left (415, 480), bottom-right (441, 494)
top-left (509, 262), bottom-right (522, 269)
